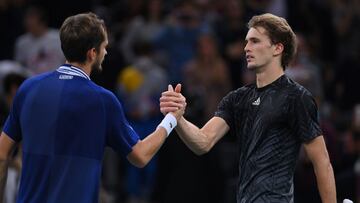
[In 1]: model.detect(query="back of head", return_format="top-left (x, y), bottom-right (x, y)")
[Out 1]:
top-left (248, 13), bottom-right (297, 69)
top-left (59, 12), bottom-right (107, 64)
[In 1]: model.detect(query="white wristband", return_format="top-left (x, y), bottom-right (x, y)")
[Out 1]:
top-left (158, 113), bottom-right (177, 136)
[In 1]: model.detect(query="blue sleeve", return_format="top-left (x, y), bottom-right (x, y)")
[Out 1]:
top-left (105, 92), bottom-right (140, 156)
top-left (3, 88), bottom-right (23, 142)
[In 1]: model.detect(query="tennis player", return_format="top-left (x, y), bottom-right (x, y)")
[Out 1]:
top-left (0, 13), bottom-right (184, 203)
top-left (160, 13), bottom-right (337, 203)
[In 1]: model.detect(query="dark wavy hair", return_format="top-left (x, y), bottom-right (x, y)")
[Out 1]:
top-left (248, 13), bottom-right (297, 70)
top-left (60, 12), bottom-right (107, 63)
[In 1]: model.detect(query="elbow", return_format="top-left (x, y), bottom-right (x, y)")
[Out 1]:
top-left (193, 144), bottom-right (211, 156)
top-left (127, 152), bottom-right (148, 168)
top-left (127, 145), bottom-right (150, 168)
top-left (131, 159), bottom-right (147, 168)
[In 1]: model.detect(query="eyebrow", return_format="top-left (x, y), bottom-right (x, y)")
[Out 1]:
top-left (245, 37), bottom-right (260, 43)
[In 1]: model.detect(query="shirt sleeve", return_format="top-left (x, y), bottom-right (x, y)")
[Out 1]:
top-left (105, 92), bottom-right (140, 156)
top-left (214, 90), bottom-right (235, 129)
top-left (289, 90), bottom-right (322, 142)
top-left (3, 88), bottom-right (23, 142)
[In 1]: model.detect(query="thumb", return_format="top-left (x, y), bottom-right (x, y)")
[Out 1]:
top-left (175, 83), bottom-right (182, 93)
top-left (168, 84), bottom-right (174, 92)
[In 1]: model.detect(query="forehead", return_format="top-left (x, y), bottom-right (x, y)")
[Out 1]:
top-left (102, 34), bottom-right (109, 45)
top-left (245, 27), bottom-right (270, 41)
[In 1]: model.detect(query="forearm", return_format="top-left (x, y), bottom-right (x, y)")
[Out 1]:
top-left (313, 160), bottom-right (337, 203)
top-left (128, 127), bottom-right (167, 168)
top-left (140, 128), bottom-right (168, 163)
top-left (0, 159), bottom-right (9, 202)
top-left (175, 117), bottom-right (210, 155)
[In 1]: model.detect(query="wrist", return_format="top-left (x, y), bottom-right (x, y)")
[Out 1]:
top-left (157, 113), bottom-right (177, 136)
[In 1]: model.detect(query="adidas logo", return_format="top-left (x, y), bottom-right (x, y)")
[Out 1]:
top-left (252, 97), bottom-right (261, 106)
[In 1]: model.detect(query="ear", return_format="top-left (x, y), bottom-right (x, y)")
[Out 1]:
top-left (273, 43), bottom-right (284, 56)
top-left (87, 48), bottom-right (97, 62)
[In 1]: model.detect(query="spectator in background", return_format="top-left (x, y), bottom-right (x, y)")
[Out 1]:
top-left (286, 33), bottom-right (323, 105)
top-left (0, 73), bottom-right (26, 203)
top-left (183, 34), bottom-right (230, 123)
top-left (214, 0), bottom-right (247, 89)
top-left (0, 73), bottom-right (27, 126)
top-left (117, 41), bottom-right (167, 203)
top-left (332, 0), bottom-right (360, 110)
top-left (0, 0), bottom-right (26, 60)
top-left (153, 0), bottom-right (210, 84)
top-left (120, 0), bottom-right (166, 64)
top-left (14, 6), bottom-right (64, 75)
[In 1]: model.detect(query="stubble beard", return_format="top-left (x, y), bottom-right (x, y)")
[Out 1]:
top-left (91, 56), bottom-right (103, 73)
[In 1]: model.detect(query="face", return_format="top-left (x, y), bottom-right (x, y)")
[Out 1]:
top-left (91, 38), bottom-right (108, 72)
top-left (25, 13), bottom-right (43, 35)
top-left (198, 35), bottom-right (216, 57)
top-left (244, 27), bottom-right (277, 71)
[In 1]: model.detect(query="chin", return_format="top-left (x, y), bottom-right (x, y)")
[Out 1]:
top-left (247, 63), bottom-right (257, 70)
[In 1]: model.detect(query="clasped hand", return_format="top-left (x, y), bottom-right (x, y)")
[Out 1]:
top-left (159, 84), bottom-right (186, 120)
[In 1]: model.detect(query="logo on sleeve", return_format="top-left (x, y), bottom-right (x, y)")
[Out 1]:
top-left (252, 97), bottom-right (261, 106)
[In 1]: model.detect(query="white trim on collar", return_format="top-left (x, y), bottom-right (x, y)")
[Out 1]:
top-left (56, 65), bottom-right (90, 80)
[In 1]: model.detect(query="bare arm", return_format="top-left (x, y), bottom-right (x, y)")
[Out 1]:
top-left (0, 132), bottom-right (17, 202)
top-left (175, 116), bottom-right (229, 155)
top-left (303, 136), bottom-right (337, 203)
top-left (126, 85), bottom-right (185, 168)
top-left (159, 84), bottom-right (229, 155)
top-left (127, 127), bottom-right (168, 168)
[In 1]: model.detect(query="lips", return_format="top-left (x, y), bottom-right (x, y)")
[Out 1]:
top-left (246, 55), bottom-right (254, 62)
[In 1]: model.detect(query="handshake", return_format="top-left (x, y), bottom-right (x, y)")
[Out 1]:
top-left (159, 84), bottom-right (187, 121)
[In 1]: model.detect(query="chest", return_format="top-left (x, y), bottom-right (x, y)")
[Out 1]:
top-left (233, 89), bottom-right (289, 128)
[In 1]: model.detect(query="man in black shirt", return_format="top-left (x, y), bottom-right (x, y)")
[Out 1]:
top-left (160, 13), bottom-right (336, 203)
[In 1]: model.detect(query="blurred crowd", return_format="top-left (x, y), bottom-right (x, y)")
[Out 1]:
top-left (0, 0), bottom-right (359, 202)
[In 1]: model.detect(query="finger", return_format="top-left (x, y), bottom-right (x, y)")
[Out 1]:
top-left (160, 101), bottom-right (183, 108)
top-left (160, 96), bottom-right (185, 103)
top-left (161, 91), bottom-right (181, 97)
top-left (161, 107), bottom-right (179, 113)
top-left (175, 83), bottom-right (181, 93)
top-left (168, 84), bottom-right (174, 92)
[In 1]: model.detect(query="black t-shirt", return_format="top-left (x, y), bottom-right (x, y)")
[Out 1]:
top-left (215, 74), bottom-right (322, 203)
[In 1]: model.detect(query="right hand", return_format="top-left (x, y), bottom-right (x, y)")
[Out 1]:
top-left (160, 84), bottom-right (186, 120)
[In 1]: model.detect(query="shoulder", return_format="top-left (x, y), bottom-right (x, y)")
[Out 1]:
top-left (284, 76), bottom-right (313, 99)
top-left (221, 84), bottom-right (255, 103)
top-left (281, 76), bottom-right (316, 108)
top-left (14, 72), bottom-right (53, 101)
top-left (231, 84), bottom-right (255, 97)
top-left (90, 83), bottom-right (121, 106)
top-left (19, 72), bottom-right (53, 90)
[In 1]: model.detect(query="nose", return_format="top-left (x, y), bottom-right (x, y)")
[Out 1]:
top-left (244, 42), bottom-right (249, 53)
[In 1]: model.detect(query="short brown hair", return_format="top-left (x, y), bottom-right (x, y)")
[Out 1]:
top-left (248, 13), bottom-right (297, 69)
top-left (60, 12), bottom-right (107, 63)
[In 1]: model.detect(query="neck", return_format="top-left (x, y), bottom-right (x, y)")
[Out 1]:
top-left (255, 63), bottom-right (284, 88)
top-left (66, 61), bottom-right (91, 77)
